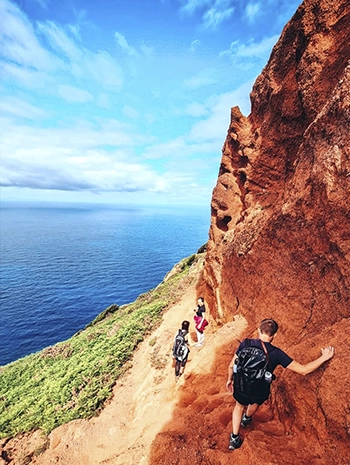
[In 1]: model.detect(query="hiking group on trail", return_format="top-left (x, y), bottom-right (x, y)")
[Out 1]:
top-left (172, 297), bottom-right (209, 380)
top-left (226, 318), bottom-right (335, 451)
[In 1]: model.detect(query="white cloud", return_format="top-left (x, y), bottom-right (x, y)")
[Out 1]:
top-left (143, 82), bottom-right (253, 164)
top-left (0, 1), bottom-right (123, 95)
top-left (220, 35), bottom-right (279, 69)
top-left (58, 85), bottom-right (93, 103)
top-left (38, 23), bottom-right (123, 91)
top-left (190, 39), bottom-right (201, 52)
top-left (114, 32), bottom-right (153, 59)
top-left (123, 105), bottom-right (140, 119)
top-left (0, 116), bottom-right (164, 194)
top-left (67, 24), bottom-right (81, 40)
top-left (96, 93), bottom-right (111, 109)
top-left (180, 0), bottom-right (212, 15)
top-left (0, 0), bottom-right (62, 72)
top-left (188, 81), bottom-right (254, 140)
top-left (0, 75), bottom-right (253, 201)
top-left (245, 3), bottom-right (261, 23)
top-left (203, 4), bottom-right (234, 29)
top-left (115, 31), bottom-right (138, 56)
top-left (139, 135), bottom-right (220, 204)
top-left (0, 61), bottom-right (54, 88)
top-left (0, 96), bottom-right (48, 119)
top-left (140, 44), bottom-right (154, 56)
top-left (37, 21), bottom-right (83, 61)
top-left (1, 158), bottom-right (163, 193)
top-left (142, 138), bottom-right (188, 160)
top-left (0, 0), bottom-right (271, 207)
top-left (183, 102), bottom-right (209, 117)
top-left (81, 50), bottom-right (123, 90)
top-left (183, 72), bottom-right (216, 90)
top-left (179, 0), bottom-right (235, 29)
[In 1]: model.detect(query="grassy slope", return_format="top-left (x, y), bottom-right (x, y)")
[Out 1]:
top-left (0, 253), bottom-right (201, 439)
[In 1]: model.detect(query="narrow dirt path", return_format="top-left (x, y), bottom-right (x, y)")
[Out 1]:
top-left (3, 272), bottom-right (328, 465)
top-left (22, 278), bottom-right (246, 465)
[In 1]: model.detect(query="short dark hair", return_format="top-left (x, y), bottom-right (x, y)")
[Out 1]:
top-left (182, 320), bottom-right (190, 331)
top-left (260, 318), bottom-right (278, 336)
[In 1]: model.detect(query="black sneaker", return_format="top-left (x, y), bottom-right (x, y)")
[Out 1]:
top-left (228, 433), bottom-right (243, 450)
top-left (241, 413), bottom-right (252, 427)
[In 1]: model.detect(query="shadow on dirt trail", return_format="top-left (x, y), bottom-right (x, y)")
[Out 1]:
top-left (149, 326), bottom-right (328, 465)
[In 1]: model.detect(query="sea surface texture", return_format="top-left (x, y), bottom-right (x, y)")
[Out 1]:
top-left (0, 202), bottom-right (209, 366)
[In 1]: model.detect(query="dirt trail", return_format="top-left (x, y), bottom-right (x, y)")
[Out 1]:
top-left (21, 278), bottom-right (246, 465)
top-left (3, 273), bottom-right (336, 465)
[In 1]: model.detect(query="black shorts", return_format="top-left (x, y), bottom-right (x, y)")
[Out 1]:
top-left (233, 382), bottom-right (270, 406)
top-left (175, 356), bottom-right (188, 367)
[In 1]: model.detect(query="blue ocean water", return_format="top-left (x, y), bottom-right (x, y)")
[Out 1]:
top-left (0, 202), bottom-right (210, 366)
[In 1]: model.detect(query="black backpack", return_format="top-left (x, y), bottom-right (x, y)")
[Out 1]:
top-left (233, 339), bottom-right (271, 397)
top-left (172, 330), bottom-right (189, 361)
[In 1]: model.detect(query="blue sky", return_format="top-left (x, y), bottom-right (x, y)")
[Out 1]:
top-left (0, 0), bottom-right (301, 207)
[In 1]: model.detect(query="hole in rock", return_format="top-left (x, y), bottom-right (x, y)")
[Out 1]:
top-left (216, 215), bottom-right (232, 232)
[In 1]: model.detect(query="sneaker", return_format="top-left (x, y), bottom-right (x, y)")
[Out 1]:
top-left (228, 433), bottom-right (243, 450)
top-left (241, 413), bottom-right (252, 427)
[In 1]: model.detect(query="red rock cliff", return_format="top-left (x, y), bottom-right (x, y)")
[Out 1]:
top-left (197, 0), bottom-right (350, 462)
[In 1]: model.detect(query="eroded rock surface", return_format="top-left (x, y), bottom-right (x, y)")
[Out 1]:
top-left (196, 0), bottom-right (350, 463)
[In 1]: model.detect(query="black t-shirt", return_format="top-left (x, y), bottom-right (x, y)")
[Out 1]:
top-left (236, 338), bottom-right (293, 372)
top-left (196, 304), bottom-right (206, 317)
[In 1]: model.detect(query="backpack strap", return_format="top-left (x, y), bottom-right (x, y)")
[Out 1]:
top-left (260, 340), bottom-right (272, 372)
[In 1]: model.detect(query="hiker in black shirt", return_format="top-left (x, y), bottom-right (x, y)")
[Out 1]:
top-left (172, 320), bottom-right (195, 380)
top-left (193, 297), bottom-right (207, 346)
top-left (226, 318), bottom-right (335, 451)
top-left (195, 297), bottom-right (206, 317)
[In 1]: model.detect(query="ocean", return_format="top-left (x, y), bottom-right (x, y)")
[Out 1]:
top-left (0, 202), bottom-right (210, 366)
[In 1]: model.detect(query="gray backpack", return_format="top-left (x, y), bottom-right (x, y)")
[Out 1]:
top-left (172, 330), bottom-right (189, 361)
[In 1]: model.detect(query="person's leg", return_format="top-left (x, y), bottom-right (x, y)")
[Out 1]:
top-left (199, 331), bottom-right (204, 344)
top-left (232, 402), bottom-right (245, 434)
top-left (246, 403), bottom-right (260, 417)
top-left (241, 402), bottom-right (260, 426)
top-left (175, 360), bottom-right (181, 377)
top-left (195, 329), bottom-right (201, 343)
top-left (179, 360), bottom-right (186, 375)
top-left (229, 401), bottom-right (245, 450)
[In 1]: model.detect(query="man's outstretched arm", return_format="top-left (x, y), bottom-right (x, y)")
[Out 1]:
top-left (287, 346), bottom-right (334, 376)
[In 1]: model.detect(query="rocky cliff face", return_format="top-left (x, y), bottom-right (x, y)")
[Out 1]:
top-left (198, 0), bottom-right (350, 462)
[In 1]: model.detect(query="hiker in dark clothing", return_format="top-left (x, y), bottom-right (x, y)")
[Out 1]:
top-left (195, 297), bottom-right (206, 317)
top-left (193, 297), bottom-right (208, 346)
top-left (172, 320), bottom-right (194, 380)
top-left (226, 318), bottom-right (335, 450)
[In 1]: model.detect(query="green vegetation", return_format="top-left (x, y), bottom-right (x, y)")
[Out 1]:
top-left (182, 254), bottom-right (196, 269)
top-left (0, 254), bottom-right (203, 439)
